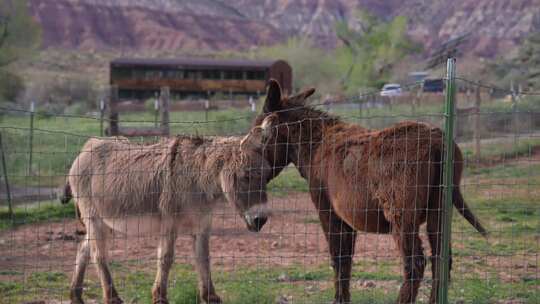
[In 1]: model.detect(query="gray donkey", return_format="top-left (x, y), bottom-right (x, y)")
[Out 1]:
top-left (62, 117), bottom-right (276, 304)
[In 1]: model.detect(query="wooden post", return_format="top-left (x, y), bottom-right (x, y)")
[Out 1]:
top-left (0, 133), bottom-right (13, 217)
top-left (357, 89), bottom-right (363, 118)
top-left (412, 87), bottom-right (420, 115)
top-left (109, 86), bottom-right (119, 136)
top-left (512, 84), bottom-right (519, 145)
top-left (99, 98), bottom-right (105, 137)
top-left (511, 83), bottom-right (518, 145)
top-left (160, 87), bottom-right (170, 136)
top-left (154, 93), bottom-right (160, 128)
top-left (366, 94), bottom-right (370, 116)
top-left (473, 86), bottom-right (482, 161)
top-left (206, 90), bottom-right (211, 122)
top-left (205, 99), bottom-right (210, 121)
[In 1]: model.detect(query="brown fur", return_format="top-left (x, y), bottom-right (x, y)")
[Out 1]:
top-left (254, 79), bottom-right (487, 304)
top-left (66, 129), bottom-right (273, 304)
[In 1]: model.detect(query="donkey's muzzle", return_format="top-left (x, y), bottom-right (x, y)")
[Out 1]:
top-left (247, 216), bottom-right (267, 232)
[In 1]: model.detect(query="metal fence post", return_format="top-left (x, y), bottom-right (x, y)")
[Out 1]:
top-left (0, 132), bottom-right (12, 217)
top-left (28, 101), bottom-right (35, 175)
top-left (438, 57), bottom-right (457, 304)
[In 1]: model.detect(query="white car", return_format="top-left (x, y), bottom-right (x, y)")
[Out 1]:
top-left (380, 83), bottom-right (402, 97)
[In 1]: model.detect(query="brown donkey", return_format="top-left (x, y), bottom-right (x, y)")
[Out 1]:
top-left (63, 120), bottom-right (275, 304)
top-left (253, 80), bottom-right (487, 304)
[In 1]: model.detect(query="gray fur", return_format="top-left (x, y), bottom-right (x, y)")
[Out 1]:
top-left (68, 124), bottom-right (273, 304)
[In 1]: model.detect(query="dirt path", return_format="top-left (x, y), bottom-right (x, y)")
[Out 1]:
top-left (0, 193), bottom-right (399, 275)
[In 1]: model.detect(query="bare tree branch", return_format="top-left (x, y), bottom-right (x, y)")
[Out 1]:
top-left (0, 17), bottom-right (9, 50)
top-left (336, 29), bottom-right (359, 87)
top-left (0, 0), bottom-right (14, 50)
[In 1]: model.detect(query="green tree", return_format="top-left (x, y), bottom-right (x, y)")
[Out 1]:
top-left (0, 0), bottom-right (41, 66)
top-left (490, 31), bottom-right (540, 91)
top-left (257, 37), bottom-right (341, 96)
top-left (335, 10), bottom-right (421, 93)
top-left (0, 0), bottom-right (40, 103)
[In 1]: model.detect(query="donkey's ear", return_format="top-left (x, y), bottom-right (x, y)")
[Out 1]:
top-left (301, 87), bottom-right (316, 100)
top-left (291, 87), bottom-right (316, 104)
top-left (240, 126), bottom-right (265, 152)
top-left (241, 113), bottom-right (278, 151)
top-left (263, 79), bottom-right (282, 113)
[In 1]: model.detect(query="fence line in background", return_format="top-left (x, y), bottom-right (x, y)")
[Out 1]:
top-left (1, 62), bottom-right (539, 303)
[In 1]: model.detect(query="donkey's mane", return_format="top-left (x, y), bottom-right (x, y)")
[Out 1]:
top-left (283, 98), bottom-right (341, 126)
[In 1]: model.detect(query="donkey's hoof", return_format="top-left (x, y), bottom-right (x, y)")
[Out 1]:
top-left (203, 294), bottom-right (222, 304)
top-left (70, 290), bottom-right (84, 304)
top-left (152, 296), bottom-right (169, 304)
top-left (107, 297), bottom-right (123, 304)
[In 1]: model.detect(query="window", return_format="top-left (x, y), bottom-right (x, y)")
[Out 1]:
top-left (164, 70), bottom-right (179, 79)
top-left (144, 70), bottom-right (162, 80)
top-left (223, 70), bottom-right (243, 80)
top-left (246, 70), bottom-right (266, 80)
top-left (201, 70), bottom-right (221, 80)
top-left (185, 70), bottom-right (198, 80)
top-left (112, 68), bottom-right (132, 80)
top-left (133, 69), bottom-right (145, 79)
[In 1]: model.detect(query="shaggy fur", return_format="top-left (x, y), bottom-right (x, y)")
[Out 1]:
top-left (253, 80), bottom-right (487, 304)
top-left (66, 128), bottom-right (273, 304)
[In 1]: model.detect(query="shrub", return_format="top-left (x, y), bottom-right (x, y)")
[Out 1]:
top-left (0, 70), bottom-right (25, 103)
top-left (64, 103), bottom-right (89, 115)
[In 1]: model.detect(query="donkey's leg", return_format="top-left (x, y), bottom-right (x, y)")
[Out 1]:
top-left (313, 194), bottom-right (357, 304)
top-left (88, 218), bottom-right (123, 304)
top-left (427, 205), bottom-right (453, 304)
top-left (70, 237), bottom-right (90, 304)
top-left (393, 224), bottom-right (426, 304)
top-left (193, 230), bottom-right (221, 304)
top-left (152, 227), bottom-right (177, 304)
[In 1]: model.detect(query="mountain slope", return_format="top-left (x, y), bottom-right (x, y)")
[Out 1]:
top-left (29, 0), bottom-right (282, 51)
top-left (29, 0), bottom-right (540, 57)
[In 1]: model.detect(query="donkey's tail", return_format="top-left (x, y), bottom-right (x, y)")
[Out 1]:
top-left (448, 142), bottom-right (488, 238)
top-left (435, 138), bottom-right (488, 238)
top-left (453, 188), bottom-right (488, 238)
top-left (60, 181), bottom-right (73, 204)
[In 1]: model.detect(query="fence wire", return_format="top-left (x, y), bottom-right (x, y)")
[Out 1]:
top-left (0, 75), bottom-right (539, 304)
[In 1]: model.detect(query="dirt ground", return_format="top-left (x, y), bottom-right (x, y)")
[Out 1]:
top-left (0, 193), bottom-right (400, 276)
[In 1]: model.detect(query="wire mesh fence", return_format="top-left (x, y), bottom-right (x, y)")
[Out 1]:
top-left (0, 63), bottom-right (539, 304)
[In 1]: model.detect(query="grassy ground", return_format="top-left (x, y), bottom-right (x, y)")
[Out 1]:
top-left (0, 108), bottom-right (255, 187)
top-left (0, 200), bottom-right (75, 231)
top-left (2, 105), bottom-right (540, 189)
top-left (1, 157), bottom-right (538, 303)
top-left (1, 103), bottom-right (538, 303)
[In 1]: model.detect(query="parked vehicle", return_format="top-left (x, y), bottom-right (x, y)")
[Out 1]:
top-left (380, 83), bottom-right (402, 97)
top-left (423, 78), bottom-right (445, 93)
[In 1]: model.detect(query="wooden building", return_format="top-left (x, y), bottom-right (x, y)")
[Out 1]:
top-left (110, 57), bottom-right (292, 100)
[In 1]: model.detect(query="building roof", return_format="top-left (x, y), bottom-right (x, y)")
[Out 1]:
top-left (111, 57), bottom-right (281, 70)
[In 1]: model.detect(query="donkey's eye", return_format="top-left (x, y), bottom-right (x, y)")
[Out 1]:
top-left (244, 170), bottom-right (261, 180)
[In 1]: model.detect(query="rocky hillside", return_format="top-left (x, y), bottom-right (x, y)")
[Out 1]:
top-left (29, 0), bottom-right (540, 57)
